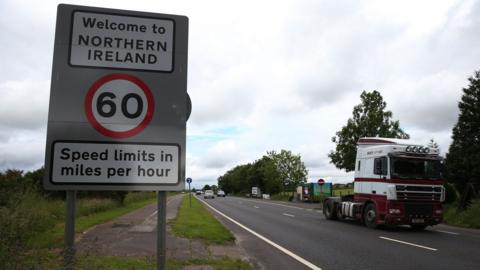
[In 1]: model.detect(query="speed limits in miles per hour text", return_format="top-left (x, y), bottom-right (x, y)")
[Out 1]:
top-left (52, 142), bottom-right (179, 184)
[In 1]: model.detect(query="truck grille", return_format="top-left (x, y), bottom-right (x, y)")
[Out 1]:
top-left (395, 185), bottom-right (442, 201)
top-left (404, 203), bottom-right (433, 217)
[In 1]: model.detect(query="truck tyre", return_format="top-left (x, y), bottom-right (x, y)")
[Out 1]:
top-left (323, 200), bottom-right (338, 220)
top-left (364, 203), bottom-right (378, 229)
top-left (410, 224), bottom-right (427, 231)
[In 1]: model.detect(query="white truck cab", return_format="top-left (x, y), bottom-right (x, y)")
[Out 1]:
top-left (324, 137), bottom-right (445, 230)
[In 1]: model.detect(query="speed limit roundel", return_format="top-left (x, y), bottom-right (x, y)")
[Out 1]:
top-left (85, 73), bottom-right (154, 138)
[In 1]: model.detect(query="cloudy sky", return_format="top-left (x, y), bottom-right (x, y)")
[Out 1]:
top-left (1, 0), bottom-right (479, 188)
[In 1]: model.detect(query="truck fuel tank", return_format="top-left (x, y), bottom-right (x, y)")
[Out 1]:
top-left (339, 201), bottom-right (364, 218)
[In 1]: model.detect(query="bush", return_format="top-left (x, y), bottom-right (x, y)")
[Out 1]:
top-left (444, 199), bottom-right (480, 228)
top-left (77, 191), bottom-right (128, 205)
top-left (0, 191), bottom-right (58, 268)
top-left (0, 169), bottom-right (25, 205)
top-left (270, 193), bottom-right (291, 201)
top-left (444, 182), bottom-right (458, 204)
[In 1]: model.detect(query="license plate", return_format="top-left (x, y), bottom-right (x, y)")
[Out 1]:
top-left (411, 218), bottom-right (424, 223)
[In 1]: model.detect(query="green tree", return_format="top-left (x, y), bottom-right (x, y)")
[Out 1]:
top-left (329, 90), bottom-right (409, 172)
top-left (258, 156), bottom-right (282, 194)
top-left (446, 71), bottom-right (480, 197)
top-left (428, 138), bottom-right (439, 149)
top-left (267, 150), bottom-right (308, 192)
top-left (202, 184), bottom-right (211, 191)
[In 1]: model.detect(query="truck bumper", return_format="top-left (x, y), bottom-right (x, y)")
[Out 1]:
top-left (384, 215), bottom-right (442, 226)
top-left (383, 201), bottom-right (443, 226)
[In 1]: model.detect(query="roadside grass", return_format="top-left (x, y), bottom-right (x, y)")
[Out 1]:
top-left (167, 258), bottom-right (252, 270)
top-left (19, 255), bottom-right (252, 270)
top-left (170, 195), bottom-right (235, 244)
top-left (2, 191), bottom-right (159, 269)
top-left (443, 199), bottom-right (480, 229)
top-left (29, 192), bottom-right (157, 248)
top-left (7, 192), bottom-right (251, 270)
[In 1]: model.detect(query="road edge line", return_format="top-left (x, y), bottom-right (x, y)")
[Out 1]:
top-left (198, 198), bottom-right (322, 270)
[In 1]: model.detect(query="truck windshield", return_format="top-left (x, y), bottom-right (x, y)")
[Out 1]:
top-left (390, 158), bottom-right (441, 180)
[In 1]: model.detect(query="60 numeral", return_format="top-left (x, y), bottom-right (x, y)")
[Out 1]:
top-left (96, 92), bottom-right (143, 119)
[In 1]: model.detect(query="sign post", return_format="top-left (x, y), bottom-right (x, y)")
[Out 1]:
top-left (186, 177), bottom-right (192, 207)
top-left (64, 190), bottom-right (76, 269)
top-left (318, 179), bottom-right (325, 196)
top-left (44, 4), bottom-right (188, 269)
top-left (157, 191), bottom-right (167, 270)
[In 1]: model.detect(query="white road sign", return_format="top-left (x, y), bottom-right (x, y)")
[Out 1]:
top-left (44, 4), bottom-right (188, 191)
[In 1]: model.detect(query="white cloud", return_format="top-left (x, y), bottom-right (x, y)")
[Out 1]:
top-left (0, 80), bottom-right (50, 130)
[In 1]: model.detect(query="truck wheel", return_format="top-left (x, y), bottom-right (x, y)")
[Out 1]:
top-left (364, 203), bottom-right (378, 229)
top-left (410, 224), bottom-right (427, 231)
top-left (323, 200), bottom-right (337, 220)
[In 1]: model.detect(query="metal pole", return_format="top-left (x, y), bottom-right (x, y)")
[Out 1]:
top-left (189, 183), bottom-right (192, 208)
top-left (64, 190), bottom-right (76, 270)
top-left (157, 191), bottom-right (167, 270)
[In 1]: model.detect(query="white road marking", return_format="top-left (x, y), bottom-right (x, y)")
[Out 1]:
top-left (198, 198), bottom-right (322, 270)
top-left (283, 213), bottom-right (295, 218)
top-left (435, 230), bottom-right (459, 235)
top-left (148, 210), bottom-right (158, 219)
top-left (257, 200), bottom-right (306, 210)
top-left (379, 236), bottom-right (437, 251)
top-left (254, 206), bottom-right (260, 209)
top-left (148, 194), bottom-right (181, 219)
top-left (236, 197), bottom-right (308, 211)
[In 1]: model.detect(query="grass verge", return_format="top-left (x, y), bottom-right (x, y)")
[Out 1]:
top-left (18, 193), bottom-right (251, 269)
top-left (167, 258), bottom-right (252, 270)
top-left (170, 196), bottom-right (235, 244)
top-left (30, 192), bottom-right (157, 248)
top-left (443, 199), bottom-right (480, 229)
top-left (20, 255), bottom-right (252, 270)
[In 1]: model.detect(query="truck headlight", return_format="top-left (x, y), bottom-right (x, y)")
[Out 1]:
top-left (387, 184), bottom-right (397, 200)
top-left (389, 209), bottom-right (401, 214)
top-left (440, 186), bottom-right (445, 202)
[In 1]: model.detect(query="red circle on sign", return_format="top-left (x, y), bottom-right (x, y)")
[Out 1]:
top-left (318, 179), bottom-right (325, 185)
top-left (85, 73), bottom-right (154, 138)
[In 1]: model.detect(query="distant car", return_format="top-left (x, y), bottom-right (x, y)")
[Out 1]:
top-left (204, 190), bottom-right (215, 199)
top-left (196, 190), bottom-right (202, 195)
top-left (217, 190), bottom-right (226, 197)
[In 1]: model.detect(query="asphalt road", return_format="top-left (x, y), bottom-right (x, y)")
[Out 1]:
top-left (198, 195), bottom-right (480, 270)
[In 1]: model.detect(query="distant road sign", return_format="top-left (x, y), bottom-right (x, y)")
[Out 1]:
top-left (186, 177), bottom-right (192, 184)
top-left (318, 179), bottom-right (325, 185)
